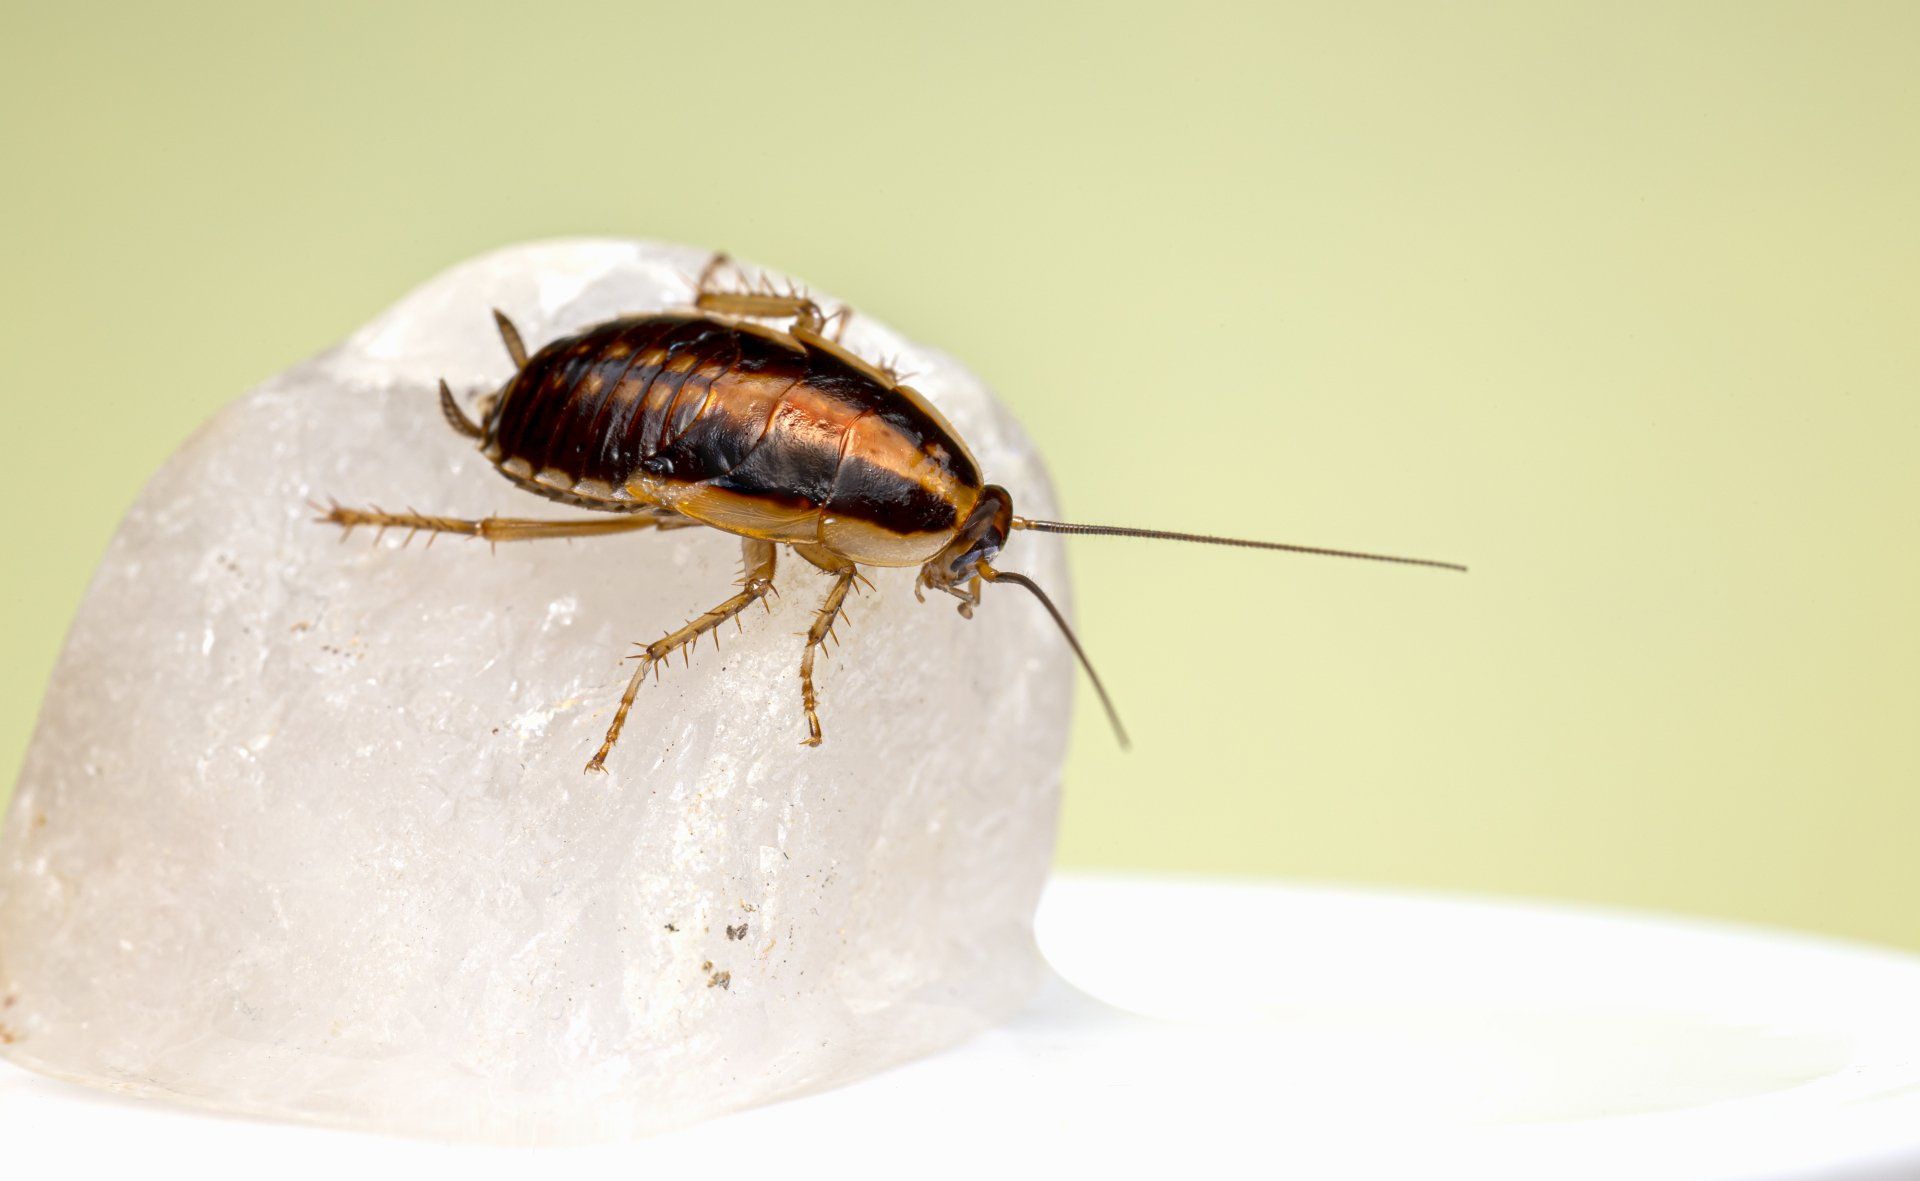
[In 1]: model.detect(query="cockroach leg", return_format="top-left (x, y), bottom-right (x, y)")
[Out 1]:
top-left (694, 252), bottom-right (833, 333)
top-left (790, 545), bottom-right (860, 746)
top-left (790, 543), bottom-right (847, 576)
top-left (695, 251), bottom-right (733, 296)
top-left (586, 539), bottom-right (778, 774)
top-left (316, 502), bottom-right (693, 544)
top-left (799, 571), bottom-right (857, 746)
top-left (822, 303), bottom-right (856, 344)
top-left (696, 289), bottom-right (828, 334)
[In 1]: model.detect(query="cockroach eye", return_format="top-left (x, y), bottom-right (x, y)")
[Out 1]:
top-left (943, 484), bottom-right (1014, 578)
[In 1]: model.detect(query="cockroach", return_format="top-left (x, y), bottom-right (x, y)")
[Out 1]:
top-left (320, 254), bottom-right (1465, 772)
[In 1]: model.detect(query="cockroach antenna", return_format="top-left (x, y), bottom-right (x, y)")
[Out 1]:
top-left (979, 566), bottom-right (1130, 750)
top-left (1010, 518), bottom-right (1469, 574)
top-left (986, 523), bottom-right (1462, 749)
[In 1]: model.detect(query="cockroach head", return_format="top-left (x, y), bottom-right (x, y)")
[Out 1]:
top-left (926, 484), bottom-right (1014, 588)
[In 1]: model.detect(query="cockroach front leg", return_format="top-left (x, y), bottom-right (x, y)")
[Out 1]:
top-left (316, 502), bottom-right (696, 545)
top-left (587, 538), bottom-right (779, 773)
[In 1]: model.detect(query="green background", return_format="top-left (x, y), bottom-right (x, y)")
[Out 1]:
top-left (4, 3), bottom-right (1916, 946)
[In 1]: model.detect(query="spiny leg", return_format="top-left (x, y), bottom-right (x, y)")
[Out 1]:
top-left (823, 304), bottom-right (855, 344)
top-left (698, 253), bottom-right (878, 380)
top-left (791, 545), bottom-right (861, 747)
top-left (695, 250), bottom-right (733, 297)
top-left (697, 289), bottom-right (829, 334)
top-left (315, 501), bottom-right (696, 545)
top-left (693, 250), bottom-right (848, 337)
top-left (587, 538), bottom-right (779, 773)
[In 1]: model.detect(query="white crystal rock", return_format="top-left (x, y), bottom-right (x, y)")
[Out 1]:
top-left (0, 240), bottom-right (1072, 1142)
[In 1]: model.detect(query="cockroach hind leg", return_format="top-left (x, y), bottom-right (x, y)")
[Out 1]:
top-left (309, 497), bottom-right (360, 542)
top-left (314, 505), bottom-right (691, 545)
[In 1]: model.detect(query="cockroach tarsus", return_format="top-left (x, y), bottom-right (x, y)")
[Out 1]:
top-left (319, 253), bottom-right (1466, 773)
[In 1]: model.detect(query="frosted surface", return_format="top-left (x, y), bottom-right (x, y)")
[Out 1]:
top-left (0, 240), bottom-right (1072, 1142)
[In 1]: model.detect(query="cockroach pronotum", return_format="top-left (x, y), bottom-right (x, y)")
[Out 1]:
top-left (320, 254), bottom-right (1465, 772)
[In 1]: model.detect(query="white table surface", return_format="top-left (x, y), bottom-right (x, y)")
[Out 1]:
top-left (5, 874), bottom-right (1919, 1180)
